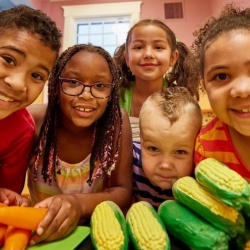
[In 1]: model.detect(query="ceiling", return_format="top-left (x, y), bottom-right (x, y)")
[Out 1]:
top-left (0, 0), bottom-right (33, 10)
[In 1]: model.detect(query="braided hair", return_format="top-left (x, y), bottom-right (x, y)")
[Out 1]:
top-left (113, 19), bottom-right (200, 100)
top-left (31, 44), bottom-right (122, 185)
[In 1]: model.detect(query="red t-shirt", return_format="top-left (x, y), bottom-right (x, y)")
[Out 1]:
top-left (0, 109), bottom-right (35, 193)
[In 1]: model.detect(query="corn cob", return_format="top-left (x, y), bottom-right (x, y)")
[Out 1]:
top-left (158, 200), bottom-right (230, 250)
top-left (242, 197), bottom-right (250, 217)
top-left (90, 201), bottom-right (128, 250)
top-left (231, 216), bottom-right (250, 250)
top-left (172, 176), bottom-right (245, 238)
top-left (241, 184), bottom-right (250, 217)
top-left (126, 201), bottom-right (170, 250)
top-left (195, 158), bottom-right (250, 210)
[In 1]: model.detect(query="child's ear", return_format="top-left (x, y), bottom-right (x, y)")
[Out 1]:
top-left (124, 51), bottom-right (129, 67)
top-left (170, 50), bottom-right (179, 67)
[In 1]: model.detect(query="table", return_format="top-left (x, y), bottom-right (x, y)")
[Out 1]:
top-left (76, 234), bottom-right (190, 250)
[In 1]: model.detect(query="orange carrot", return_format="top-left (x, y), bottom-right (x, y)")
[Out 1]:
top-left (0, 223), bottom-right (7, 247)
top-left (4, 226), bottom-right (31, 250)
top-left (0, 206), bottom-right (47, 230)
top-left (0, 203), bottom-right (8, 246)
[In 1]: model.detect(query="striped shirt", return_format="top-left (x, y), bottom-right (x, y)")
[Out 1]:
top-left (133, 142), bottom-right (173, 210)
top-left (195, 117), bottom-right (250, 183)
top-left (28, 154), bottom-right (104, 205)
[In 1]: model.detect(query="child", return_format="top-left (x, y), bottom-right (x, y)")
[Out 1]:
top-left (133, 87), bottom-right (202, 209)
top-left (0, 188), bottom-right (30, 206)
top-left (27, 44), bottom-right (133, 244)
top-left (0, 5), bottom-right (61, 204)
top-left (114, 19), bottom-right (199, 141)
top-left (191, 3), bottom-right (250, 183)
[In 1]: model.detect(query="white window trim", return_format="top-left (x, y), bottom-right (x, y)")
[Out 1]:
top-left (62, 1), bottom-right (142, 51)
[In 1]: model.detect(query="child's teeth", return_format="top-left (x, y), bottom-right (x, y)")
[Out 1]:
top-left (0, 94), bottom-right (14, 102)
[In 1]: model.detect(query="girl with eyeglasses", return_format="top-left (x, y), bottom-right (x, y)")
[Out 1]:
top-left (27, 44), bottom-right (133, 245)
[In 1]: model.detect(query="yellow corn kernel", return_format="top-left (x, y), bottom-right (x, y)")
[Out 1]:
top-left (91, 202), bottom-right (124, 250)
top-left (196, 158), bottom-right (245, 193)
top-left (177, 176), bottom-right (239, 223)
top-left (127, 202), bottom-right (167, 250)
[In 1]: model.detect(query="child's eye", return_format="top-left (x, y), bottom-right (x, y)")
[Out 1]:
top-left (31, 72), bottom-right (45, 82)
top-left (95, 83), bottom-right (106, 89)
top-left (215, 73), bottom-right (228, 81)
top-left (134, 45), bottom-right (143, 50)
top-left (2, 56), bottom-right (15, 65)
top-left (148, 146), bottom-right (159, 152)
top-left (68, 79), bottom-right (79, 85)
top-left (155, 46), bottom-right (164, 50)
top-left (175, 150), bottom-right (187, 155)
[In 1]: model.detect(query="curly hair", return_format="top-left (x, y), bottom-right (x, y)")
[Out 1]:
top-left (31, 44), bottom-right (122, 185)
top-left (113, 19), bottom-right (200, 100)
top-left (190, 3), bottom-right (250, 92)
top-left (0, 5), bottom-right (61, 53)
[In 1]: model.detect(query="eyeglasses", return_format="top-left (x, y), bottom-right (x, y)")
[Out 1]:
top-left (59, 77), bottom-right (114, 99)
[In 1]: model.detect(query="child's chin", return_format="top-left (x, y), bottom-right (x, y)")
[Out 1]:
top-left (157, 183), bottom-right (172, 191)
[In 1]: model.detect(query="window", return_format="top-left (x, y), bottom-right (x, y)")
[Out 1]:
top-left (76, 17), bottom-right (130, 56)
top-left (62, 2), bottom-right (142, 54)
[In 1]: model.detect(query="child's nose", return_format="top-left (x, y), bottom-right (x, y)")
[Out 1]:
top-left (159, 157), bottom-right (173, 169)
top-left (143, 47), bottom-right (154, 58)
top-left (230, 76), bottom-right (250, 98)
top-left (4, 73), bottom-right (27, 92)
top-left (78, 86), bottom-right (94, 100)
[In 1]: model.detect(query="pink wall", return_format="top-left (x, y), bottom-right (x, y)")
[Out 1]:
top-left (210, 0), bottom-right (250, 15)
top-left (138, 0), bottom-right (212, 46)
top-left (31, 0), bottom-right (250, 48)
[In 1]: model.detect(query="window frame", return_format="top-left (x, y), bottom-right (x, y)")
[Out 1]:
top-left (62, 1), bottom-right (142, 51)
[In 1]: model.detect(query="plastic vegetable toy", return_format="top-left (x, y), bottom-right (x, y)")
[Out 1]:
top-left (91, 201), bottom-right (128, 250)
top-left (0, 206), bottom-right (47, 230)
top-left (0, 205), bottom-right (47, 249)
top-left (0, 203), bottom-right (8, 246)
top-left (4, 226), bottom-right (31, 250)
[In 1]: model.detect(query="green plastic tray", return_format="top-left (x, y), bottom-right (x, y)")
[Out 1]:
top-left (27, 226), bottom-right (90, 250)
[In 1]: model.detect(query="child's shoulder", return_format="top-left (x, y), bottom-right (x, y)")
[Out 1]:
top-left (27, 103), bottom-right (47, 135)
top-left (198, 116), bottom-right (229, 143)
top-left (1, 108), bottom-right (34, 127)
top-left (201, 116), bottom-right (224, 132)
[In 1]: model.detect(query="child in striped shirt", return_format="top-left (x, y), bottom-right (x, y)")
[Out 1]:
top-left (191, 3), bottom-right (250, 183)
top-left (132, 86), bottom-right (202, 209)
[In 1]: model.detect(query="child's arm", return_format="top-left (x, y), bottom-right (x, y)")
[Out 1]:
top-left (0, 188), bottom-right (30, 206)
top-left (28, 109), bottom-right (133, 244)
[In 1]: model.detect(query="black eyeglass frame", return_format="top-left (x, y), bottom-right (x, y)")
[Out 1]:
top-left (59, 77), bottom-right (114, 99)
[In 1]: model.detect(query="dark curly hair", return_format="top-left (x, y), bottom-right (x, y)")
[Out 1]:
top-left (113, 19), bottom-right (199, 100)
top-left (0, 4), bottom-right (61, 53)
top-left (190, 3), bottom-right (250, 92)
top-left (31, 44), bottom-right (123, 185)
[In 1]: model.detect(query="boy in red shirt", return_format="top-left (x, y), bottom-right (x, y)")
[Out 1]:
top-left (0, 5), bottom-right (61, 205)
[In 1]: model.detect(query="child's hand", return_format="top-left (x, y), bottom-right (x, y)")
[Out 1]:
top-left (29, 194), bottom-right (81, 245)
top-left (0, 188), bottom-right (30, 206)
